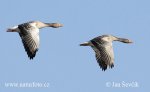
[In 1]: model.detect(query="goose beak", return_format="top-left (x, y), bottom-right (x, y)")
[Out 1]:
top-left (57, 23), bottom-right (63, 27)
top-left (59, 24), bottom-right (63, 27)
top-left (52, 23), bottom-right (63, 28)
top-left (128, 40), bottom-right (133, 43)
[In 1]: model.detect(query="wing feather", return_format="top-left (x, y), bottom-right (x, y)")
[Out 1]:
top-left (91, 40), bottom-right (114, 71)
top-left (18, 23), bottom-right (39, 59)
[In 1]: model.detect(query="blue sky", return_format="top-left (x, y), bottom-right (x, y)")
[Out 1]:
top-left (0, 0), bottom-right (150, 92)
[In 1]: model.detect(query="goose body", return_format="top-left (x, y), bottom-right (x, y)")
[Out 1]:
top-left (7, 21), bottom-right (63, 59)
top-left (80, 35), bottom-right (132, 71)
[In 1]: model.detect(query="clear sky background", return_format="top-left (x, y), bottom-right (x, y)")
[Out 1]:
top-left (0, 0), bottom-right (150, 92)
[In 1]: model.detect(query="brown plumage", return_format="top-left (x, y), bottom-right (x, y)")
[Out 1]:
top-left (7, 21), bottom-right (63, 59)
top-left (80, 35), bottom-right (133, 71)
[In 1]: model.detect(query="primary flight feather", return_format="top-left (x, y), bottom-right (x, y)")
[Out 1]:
top-left (7, 21), bottom-right (63, 59)
top-left (80, 35), bottom-right (132, 71)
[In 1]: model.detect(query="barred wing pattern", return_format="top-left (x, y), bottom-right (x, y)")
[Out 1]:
top-left (18, 23), bottom-right (39, 59)
top-left (91, 39), bottom-right (114, 71)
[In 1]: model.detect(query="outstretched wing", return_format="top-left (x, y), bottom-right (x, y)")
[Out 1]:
top-left (18, 23), bottom-right (40, 59)
top-left (91, 40), bottom-right (114, 71)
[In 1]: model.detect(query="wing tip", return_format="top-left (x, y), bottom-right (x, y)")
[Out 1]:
top-left (110, 63), bottom-right (114, 68)
top-left (28, 49), bottom-right (38, 60)
top-left (99, 63), bottom-right (114, 71)
top-left (99, 63), bottom-right (107, 71)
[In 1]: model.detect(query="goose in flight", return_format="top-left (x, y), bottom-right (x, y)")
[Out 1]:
top-left (80, 35), bottom-right (132, 71)
top-left (7, 21), bottom-right (63, 59)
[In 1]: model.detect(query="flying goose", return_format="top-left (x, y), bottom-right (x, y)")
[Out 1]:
top-left (80, 35), bottom-right (132, 71)
top-left (7, 21), bottom-right (63, 59)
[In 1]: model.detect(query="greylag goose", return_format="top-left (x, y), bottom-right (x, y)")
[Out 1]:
top-left (80, 35), bottom-right (132, 71)
top-left (7, 21), bottom-right (63, 59)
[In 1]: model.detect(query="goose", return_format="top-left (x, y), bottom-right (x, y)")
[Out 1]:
top-left (7, 21), bottom-right (63, 59)
top-left (80, 35), bottom-right (132, 71)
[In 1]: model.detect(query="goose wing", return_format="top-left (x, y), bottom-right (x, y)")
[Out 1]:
top-left (91, 40), bottom-right (114, 71)
top-left (18, 23), bottom-right (40, 59)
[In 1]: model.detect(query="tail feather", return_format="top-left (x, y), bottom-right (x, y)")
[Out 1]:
top-left (80, 42), bottom-right (90, 46)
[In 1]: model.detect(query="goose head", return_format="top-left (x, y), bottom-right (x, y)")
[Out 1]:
top-left (35, 21), bottom-right (63, 29)
top-left (107, 35), bottom-right (133, 43)
top-left (117, 38), bottom-right (133, 43)
top-left (46, 23), bottom-right (63, 28)
top-left (101, 35), bottom-right (132, 43)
